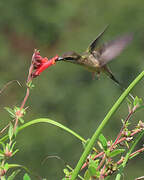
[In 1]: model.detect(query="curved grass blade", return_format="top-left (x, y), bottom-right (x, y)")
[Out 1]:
top-left (18, 118), bottom-right (86, 143)
top-left (0, 118), bottom-right (86, 144)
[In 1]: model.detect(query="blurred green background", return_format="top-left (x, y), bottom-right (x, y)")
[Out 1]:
top-left (0, 0), bottom-right (144, 179)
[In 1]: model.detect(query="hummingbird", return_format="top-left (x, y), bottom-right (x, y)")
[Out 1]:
top-left (57, 27), bottom-right (133, 86)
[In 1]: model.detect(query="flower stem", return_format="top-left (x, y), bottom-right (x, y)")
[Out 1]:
top-left (14, 61), bottom-right (33, 131)
top-left (110, 109), bottom-right (134, 150)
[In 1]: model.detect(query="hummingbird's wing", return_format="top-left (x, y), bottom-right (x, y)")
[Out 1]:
top-left (86, 25), bottom-right (109, 53)
top-left (99, 34), bottom-right (133, 66)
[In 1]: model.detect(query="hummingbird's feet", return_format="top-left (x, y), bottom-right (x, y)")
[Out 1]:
top-left (92, 72), bottom-right (101, 80)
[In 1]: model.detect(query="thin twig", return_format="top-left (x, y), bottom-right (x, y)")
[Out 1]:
top-left (111, 110), bottom-right (134, 150)
top-left (0, 123), bottom-right (11, 135)
top-left (97, 154), bottom-right (106, 171)
top-left (81, 128), bottom-right (143, 170)
top-left (130, 147), bottom-right (144, 157)
top-left (0, 80), bottom-right (21, 94)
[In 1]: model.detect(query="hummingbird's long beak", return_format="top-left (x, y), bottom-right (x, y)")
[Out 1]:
top-left (57, 56), bottom-right (76, 61)
top-left (57, 56), bottom-right (64, 61)
top-left (57, 52), bottom-right (81, 63)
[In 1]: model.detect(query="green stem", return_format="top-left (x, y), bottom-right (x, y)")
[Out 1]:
top-left (115, 130), bottom-right (144, 180)
top-left (71, 71), bottom-right (144, 180)
top-left (0, 118), bottom-right (86, 144)
top-left (66, 165), bottom-right (84, 180)
top-left (19, 118), bottom-right (86, 143)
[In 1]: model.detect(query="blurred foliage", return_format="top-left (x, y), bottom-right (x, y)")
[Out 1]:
top-left (0, 0), bottom-right (144, 179)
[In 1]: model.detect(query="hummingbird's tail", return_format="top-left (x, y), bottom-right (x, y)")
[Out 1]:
top-left (108, 71), bottom-right (134, 100)
top-left (103, 66), bottom-right (134, 100)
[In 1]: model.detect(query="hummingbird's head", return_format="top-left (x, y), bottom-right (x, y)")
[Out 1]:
top-left (57, 51), bottom-right (81, 63)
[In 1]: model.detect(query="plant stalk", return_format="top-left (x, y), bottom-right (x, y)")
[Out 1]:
top-left (71, 71), bottom-right (144, 180)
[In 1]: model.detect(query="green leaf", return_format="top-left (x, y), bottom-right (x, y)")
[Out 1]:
top-left (109, 149), bottom-right (125, 158)
top-left (4, 107), bottom-right (15, 118)
top-left (0, 149), bottom-right (4, 154)
top-left (97, 141), bottom-right (103, 150)
top-left (133, 96), bottom-right (139, 106)
top-left (88, 159), bottom-right (99, 177)
top-left (0, 153), bottom-right (4, 160)
top-left (89, 159), bottom-right (99, 169)
top-left (126, 98), bottom-right (132, 111)
top-left (0, 142), bottom-right (6, 151)
top-left (7, 163), bottom-right (31, 174)
top-left (23, 173), bottom-right (31, 180)
top-left (7, 170), bottom-right (21, 180)
top-left (6, 143), bottom-right (11, 151)
top-left (8, 123), bottom-right (13, 140)
top-left (19, 117), bottom-right (24, 124)
top-left (11, 142), bottom-right (16, 151)
top-left (105, 149), bottom-right (110, 157)
top-left (134, 105), bottom-right (144, 113)
top-left (133, 96), bottom-right (143, 107)
top-left (14, 106), bottom-right (20, 113)
top-left (99, 134), bottom-right (107, 151)
top-left (12, 149), bottom-right (19, 156)
top-left (14, 126), bottom-right (19, 137)
top-left (84, 170), bottom-right (91, 180)
top-left (88, 165), bottom-right (97, 176)
top-left (26, 81), bottom-right (35, 89)
top-left (63, 168), bottom-right (70, 176)
top-left (1, 176), bottom-right (6, 180)
top-left (125, 141), bottom-right (129, 149)
top-left (4, 163), bottom-right (9, 170)
top-left (0, 153), bottom-right (4, 157)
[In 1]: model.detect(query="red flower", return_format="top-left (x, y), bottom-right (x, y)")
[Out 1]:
top-left (31, 50), bottom-right (58, 78)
